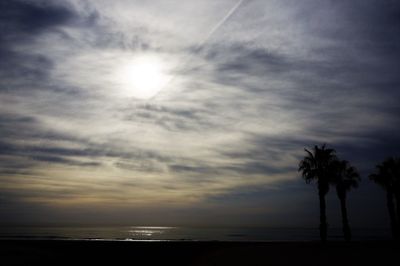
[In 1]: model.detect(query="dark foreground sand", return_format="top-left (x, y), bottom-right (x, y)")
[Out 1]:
top-left (0, 240), bottom-right (398, 266)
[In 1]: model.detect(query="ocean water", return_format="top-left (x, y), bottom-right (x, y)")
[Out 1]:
top-left (0, 226), bottom-right (391, 241)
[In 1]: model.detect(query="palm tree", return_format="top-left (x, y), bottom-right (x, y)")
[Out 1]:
top-left (299, 144), bottom-right (337, 242)
top-left (331, 160), bottom-right (360, 242)
top-left (370, 158), bottom-right (399, 240)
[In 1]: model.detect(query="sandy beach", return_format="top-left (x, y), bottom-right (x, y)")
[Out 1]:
top-left (0, 240), bottom-right (398, 266)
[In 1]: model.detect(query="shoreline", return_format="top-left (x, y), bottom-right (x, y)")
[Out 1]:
top-left (1, 239), bottom-right (398, 266)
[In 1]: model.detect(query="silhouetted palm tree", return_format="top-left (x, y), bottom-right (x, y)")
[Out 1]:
top-left (370, 158), bottom-right (399, 240)
top-left (331, 160), bottom-right (360, 242)
top-left (299, 144), bottom-right (337, 242)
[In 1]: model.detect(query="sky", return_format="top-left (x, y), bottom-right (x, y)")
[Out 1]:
top-left (0, 0), bottom-right (400, 228)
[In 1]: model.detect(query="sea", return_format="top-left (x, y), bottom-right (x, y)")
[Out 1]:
top-left (0, 226), bottom-right (391, 241)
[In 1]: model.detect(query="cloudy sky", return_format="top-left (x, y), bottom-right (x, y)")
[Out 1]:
top-left (1, 0), bottom-right (399, 227)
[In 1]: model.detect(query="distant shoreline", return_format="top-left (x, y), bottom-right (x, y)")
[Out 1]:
top-left (0, 226), bottom-right (391, 242)
top-left (0, 237), bottom-right (392, 242)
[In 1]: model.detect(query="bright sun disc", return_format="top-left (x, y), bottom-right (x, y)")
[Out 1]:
top-left (114, 55), bottom-right (170, 99)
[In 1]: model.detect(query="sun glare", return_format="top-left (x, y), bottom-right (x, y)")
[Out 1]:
top-left (114, 55), bottom-right (170, 99)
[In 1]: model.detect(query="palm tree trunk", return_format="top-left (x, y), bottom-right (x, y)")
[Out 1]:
top-left (319, 191), bottom-right (327, 243)
top-left (339, 195), bottom-right (351, 242)
top-left (386, 189), bottom-right (398, 240)
top-left (395, 191), bottom-right (400, 222)
top-left (394, 191), bottom-right (400, 239)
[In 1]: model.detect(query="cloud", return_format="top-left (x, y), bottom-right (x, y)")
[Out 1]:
top-left (0, 0), bottom-right (99, 92)
top-left (0, 0), bottom-right (76, 34)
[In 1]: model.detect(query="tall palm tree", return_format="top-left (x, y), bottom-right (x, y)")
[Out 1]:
top-left (299, 144), bottom-right (337, 242)
top-left (370, 158), bottom-right (399, 240)
top-left (331, 160), bottom-right (360, 242)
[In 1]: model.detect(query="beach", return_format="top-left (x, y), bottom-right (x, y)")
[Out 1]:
top-left (1, 240), bottom-right (398, 266)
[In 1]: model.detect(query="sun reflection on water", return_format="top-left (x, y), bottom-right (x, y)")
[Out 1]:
top-left (128, 226), bottom-right (175, 239)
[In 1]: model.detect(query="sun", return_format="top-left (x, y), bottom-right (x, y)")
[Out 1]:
top-left (114, 55), bottom-right (170, 99)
